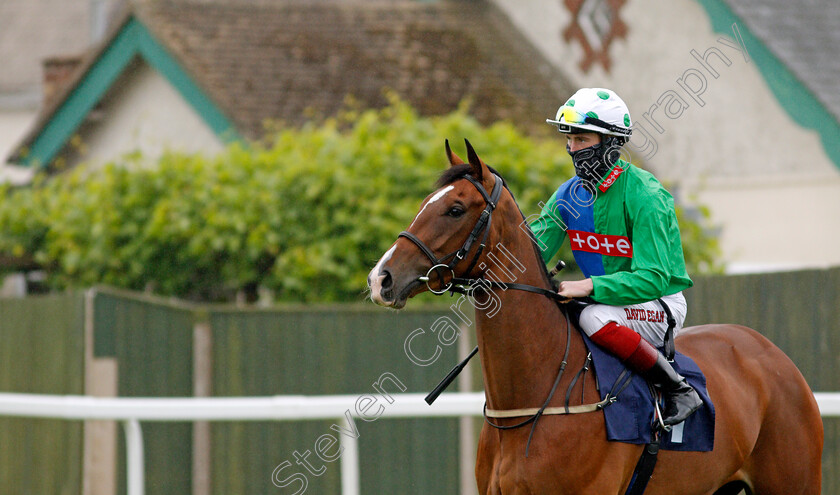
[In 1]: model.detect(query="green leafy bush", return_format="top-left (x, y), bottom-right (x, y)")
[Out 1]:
top-left (0, 97), bottom-right (721, 302)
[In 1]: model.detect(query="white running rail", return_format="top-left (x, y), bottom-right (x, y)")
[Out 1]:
top-left (0, 391), bottom-right (837, 495)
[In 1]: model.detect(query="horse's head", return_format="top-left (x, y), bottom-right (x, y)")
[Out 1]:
top-left (368, 139), bottom-right (505, 309)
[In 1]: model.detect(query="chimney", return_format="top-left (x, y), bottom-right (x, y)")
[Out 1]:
top-left (42, 55), bottom-right (83, 107)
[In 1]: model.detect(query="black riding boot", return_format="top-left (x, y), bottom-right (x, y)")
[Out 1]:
top-left (590, 321), bottom-right (703, 427)
top-left (641, 352), bottom-right (703, 426)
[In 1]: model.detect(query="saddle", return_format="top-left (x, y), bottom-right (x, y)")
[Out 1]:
top-left (561, 296), bottom-right (714, 449)
top-left (561, 297), bottom-right (714, 495)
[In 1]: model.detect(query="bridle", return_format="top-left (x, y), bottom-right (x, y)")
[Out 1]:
top-left (396, 171), bottom-right (626, 456)
top-left (397, 173), bottom-right (503, 294)
top-left (398, 173), bottom-right (569, 302)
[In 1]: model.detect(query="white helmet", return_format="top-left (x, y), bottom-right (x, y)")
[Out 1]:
top-left (546, 88), bottom-right (632, 138)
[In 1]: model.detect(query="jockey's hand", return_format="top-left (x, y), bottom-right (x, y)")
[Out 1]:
top-left (557, 278), bottom-right (594, 298)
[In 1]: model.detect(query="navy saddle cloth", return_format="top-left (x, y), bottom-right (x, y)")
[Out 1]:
top-left (581, 333), bottom-right (715, 452)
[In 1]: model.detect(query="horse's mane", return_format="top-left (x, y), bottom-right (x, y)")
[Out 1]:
top-left (435, 164), bottom-right (557, 291)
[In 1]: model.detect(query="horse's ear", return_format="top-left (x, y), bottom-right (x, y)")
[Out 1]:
top-left (445, 139), bottom-right (465, 166)
top-left (465, 139), bottom-right (489, 182)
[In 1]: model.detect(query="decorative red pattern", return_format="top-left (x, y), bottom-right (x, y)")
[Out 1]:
top-left (563, 0), bottom-right (629, 73)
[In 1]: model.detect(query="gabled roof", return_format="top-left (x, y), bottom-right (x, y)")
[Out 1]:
top-left (10, 7), bottom-right (237, 167)
top-left (721, 0), bottom-right (840, 122)
top-left (11, 0), bottom-right (574, 168)
top-left (697, 0), bottom-right (840, 167)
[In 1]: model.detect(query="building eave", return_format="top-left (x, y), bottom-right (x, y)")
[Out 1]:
top-left (695, 0), bottom-right (840, 171)
top-left (10, 14), bottom-right (238, 168)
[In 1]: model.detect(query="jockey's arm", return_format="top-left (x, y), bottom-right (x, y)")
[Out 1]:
top-left (528, 189), bottom-right (567, 264)
top-left (591, 187), bottom-right (690, 306)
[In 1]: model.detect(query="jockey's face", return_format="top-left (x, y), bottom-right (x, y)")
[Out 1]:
top-left (565, 132), bottom-right (601, 152)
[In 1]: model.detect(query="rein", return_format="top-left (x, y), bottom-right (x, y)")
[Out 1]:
top-left (401, 172), bottom-right (625, 457)
top-left (481, 309), bottom-right (572, 457)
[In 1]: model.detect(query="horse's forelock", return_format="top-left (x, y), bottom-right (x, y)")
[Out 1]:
top-left (435, 164), bottom-right (506, 189)
top-left (435, 164), bottom-right (472, 188)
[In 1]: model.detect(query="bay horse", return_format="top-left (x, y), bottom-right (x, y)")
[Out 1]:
top-left (367, 140), bottom-right (822, 494)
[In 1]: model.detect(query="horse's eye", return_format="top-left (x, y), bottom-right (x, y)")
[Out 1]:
top-left (447, 206), bottom-right (466, 218)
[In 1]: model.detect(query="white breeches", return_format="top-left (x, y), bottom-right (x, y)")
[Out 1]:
top-left (578, 291), bottom-right (688, 346)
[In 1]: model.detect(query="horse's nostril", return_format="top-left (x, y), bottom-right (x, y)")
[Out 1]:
top-left (381, 269), bottom-right (393, 290)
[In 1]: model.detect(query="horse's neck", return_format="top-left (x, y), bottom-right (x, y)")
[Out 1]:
top-left (474, 213), bottom-right (588, 411)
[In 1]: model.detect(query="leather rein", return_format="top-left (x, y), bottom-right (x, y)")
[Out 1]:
top-left (398, 173), bottom-right (626, 456)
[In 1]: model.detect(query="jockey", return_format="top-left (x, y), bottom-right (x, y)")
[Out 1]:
top-left (531, 87), bottom-right (703, 426)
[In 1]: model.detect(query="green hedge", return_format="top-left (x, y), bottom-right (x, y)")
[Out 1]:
top-left (0, 96), bottom-right (720, 302)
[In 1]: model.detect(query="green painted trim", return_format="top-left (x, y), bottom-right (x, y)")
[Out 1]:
top-left (695, 0), bottom-right (840, 170)
top-left (21, 17), bottom-right (238, 168)
top-left (134, 21), bottom-right (239, 142)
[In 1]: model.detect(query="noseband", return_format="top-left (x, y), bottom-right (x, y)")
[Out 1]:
top-left (398, 173), bottom-right (503, 294)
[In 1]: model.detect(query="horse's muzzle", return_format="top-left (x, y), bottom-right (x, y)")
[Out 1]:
top-left (368, 266), bottom-right (424, 309)
top-left (368, 267), bottom-right (398, 307)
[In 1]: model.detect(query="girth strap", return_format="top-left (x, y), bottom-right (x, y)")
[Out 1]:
top-left (485, 396), bottom-right (612, 418)
top-left (624, 432), bottom-right (661, 495)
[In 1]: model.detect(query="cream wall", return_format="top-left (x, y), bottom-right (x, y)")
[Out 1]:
top-left (489, 0), bottom-right (840, 271)
top-left (78, 59), bottom-right (224, 168)
top-left (0, 110), bottom-right (38, 184)
top-left (694, 174), bottom-right (840, 271)
top-left (0, 110), bottom-right (35, 162)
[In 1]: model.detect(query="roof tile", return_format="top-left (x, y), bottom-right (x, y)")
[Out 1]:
top-left (134, 0), bottom-right (574, 137)
top-left (722, 0), bottom-right (840, 123)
